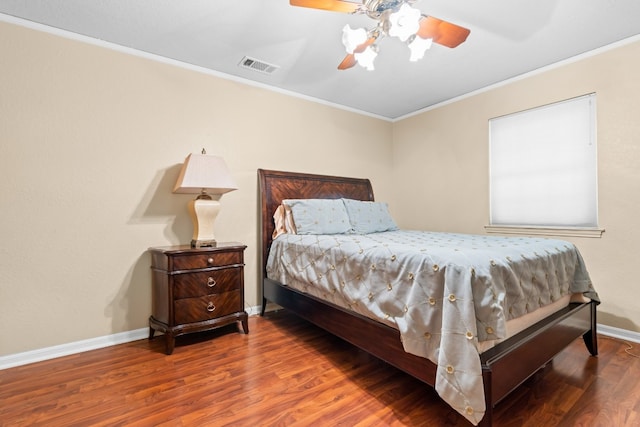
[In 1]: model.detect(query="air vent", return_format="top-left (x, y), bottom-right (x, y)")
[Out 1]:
top-left (238, 56), bottom-right (279, 74)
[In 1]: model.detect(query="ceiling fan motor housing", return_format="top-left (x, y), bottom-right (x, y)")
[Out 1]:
top-left (364, 0), bottom-right (409, 14)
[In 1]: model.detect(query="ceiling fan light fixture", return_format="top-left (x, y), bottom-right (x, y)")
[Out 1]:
top-left (408, 35), bottom-right (432, 61)
top-left (388, 3), bottom-right (421, 42)
top-left (342, 24), bottom-right (368, 54)
top-left (354, 45), bottom-right (378, 70)
top-left (290, 0), bottom-right (469, 71)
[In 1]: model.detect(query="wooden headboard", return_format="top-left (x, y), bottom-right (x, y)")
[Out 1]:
top-left (258, 169), bottom-right (374, 276)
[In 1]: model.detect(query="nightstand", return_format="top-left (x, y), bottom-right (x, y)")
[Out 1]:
top-left (148, 243), bottom-right (248, 354)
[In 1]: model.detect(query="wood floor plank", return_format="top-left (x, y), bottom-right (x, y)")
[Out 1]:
top-left (1, 311), bottom-right (639, 426)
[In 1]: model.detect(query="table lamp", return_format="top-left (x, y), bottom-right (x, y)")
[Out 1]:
top-left (173, 149), bottom-right (237, 247)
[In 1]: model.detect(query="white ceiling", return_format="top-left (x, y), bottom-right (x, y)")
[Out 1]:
top-left (2, 0), bottom-right (640, 120)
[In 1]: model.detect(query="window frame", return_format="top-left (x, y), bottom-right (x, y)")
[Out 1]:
top-left (486, 94), bottom-right (604, 238)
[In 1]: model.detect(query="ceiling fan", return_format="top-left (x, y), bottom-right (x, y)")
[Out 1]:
top-left (290, 0), bottom-right (470, 70)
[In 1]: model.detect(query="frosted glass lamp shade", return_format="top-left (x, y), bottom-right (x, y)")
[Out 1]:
top-left (388, 3), bottom-right (421, 42)
top-left (342, 24), bottom-right (367, 54)
top-left (408, 36), bottom-right (432, 61)
top-left (355, 46), bottom-right (378, 70)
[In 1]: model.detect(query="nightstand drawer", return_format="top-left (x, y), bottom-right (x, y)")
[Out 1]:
top-left (174, 291), bottom-right (241, 324)
top-left (173, 268), bottom-right (241, 299)
top-left (171, 251), bottom-right (243, 270)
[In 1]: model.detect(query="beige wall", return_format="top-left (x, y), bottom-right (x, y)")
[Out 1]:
top-left (393, 39), bottom-right (640, 332)
top-left (0, 21), bottom-right (393, 355)
top-left (2, 19), bottom-right (639, 358)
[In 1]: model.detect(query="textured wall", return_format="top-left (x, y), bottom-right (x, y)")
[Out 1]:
top-left (0, 21), bottom-right (393, 355)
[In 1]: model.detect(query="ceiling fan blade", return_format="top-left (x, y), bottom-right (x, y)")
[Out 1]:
top-left (417, 16), bottom-right (470, 48)
top-left (338, 54), bottom-right (358, 70)
top-left (337, 37), bottom-right (376, 70)
top-left (290, 0), bottom-right (361, 13)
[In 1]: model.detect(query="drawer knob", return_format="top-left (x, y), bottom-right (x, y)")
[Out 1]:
top-left (207, 257), bottom-right (214, 265)
top-left (207, 302), bottom-right (216, 312)
top-left (207, 277), bottom-right (216, 287)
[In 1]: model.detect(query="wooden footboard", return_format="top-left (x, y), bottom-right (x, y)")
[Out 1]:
top-left (258, 168), bottom-right (597, 426)
top-left (264, 276), bottom-right (597, 426)
top-left (479, 301), bottom-right (596, 426)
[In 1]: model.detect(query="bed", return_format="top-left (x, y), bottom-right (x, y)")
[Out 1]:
top-left (258, 168), bottom-right (598, 426)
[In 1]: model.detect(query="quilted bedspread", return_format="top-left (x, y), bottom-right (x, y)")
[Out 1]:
top-left (266, 230), bottom-right (598, 425)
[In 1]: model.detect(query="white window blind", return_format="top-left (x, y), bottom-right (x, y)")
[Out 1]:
top-left (489, 94), bottom-right (598, 228)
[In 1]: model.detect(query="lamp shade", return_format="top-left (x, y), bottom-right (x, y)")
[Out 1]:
top-left (388, 3), bottom-right (421, 42)
top-left (173, 153), bottom-right (237, 195)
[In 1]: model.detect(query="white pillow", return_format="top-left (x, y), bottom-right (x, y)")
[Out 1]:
top-left (283, 199), bottom-right (351, 235)
top-left (342, 198), bottom-right (398, 234)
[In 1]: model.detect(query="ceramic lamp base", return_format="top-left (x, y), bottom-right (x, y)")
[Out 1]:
top-left (188, 195), bottom-right (220, 248)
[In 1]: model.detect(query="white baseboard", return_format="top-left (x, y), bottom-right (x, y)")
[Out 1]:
top-left (0, 328), bottom-right (149, 370)
top-left (2, 316), bottom-right (638, 371)
top-left (597, 323), bottom-right (640, 343)
top-left (0, 305), bottom-right (264, 371)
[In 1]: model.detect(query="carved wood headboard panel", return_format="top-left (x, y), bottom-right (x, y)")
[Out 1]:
top-left (258, 169), bottom-right (374, 277)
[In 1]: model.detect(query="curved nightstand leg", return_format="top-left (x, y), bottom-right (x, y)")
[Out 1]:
top-left (240, 313), bottom-right (249, 334)
top-left (165, 332), bottom-right (175, 355)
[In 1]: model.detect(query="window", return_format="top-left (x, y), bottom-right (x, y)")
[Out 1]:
top-left (488, 94), bottom-right (601, 236)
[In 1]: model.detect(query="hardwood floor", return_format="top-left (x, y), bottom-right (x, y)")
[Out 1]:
top-left (1, 311), bottom-right (639, 426)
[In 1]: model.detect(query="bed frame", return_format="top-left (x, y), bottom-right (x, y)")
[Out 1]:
top-left (258, 168), bottom-right (597, 426)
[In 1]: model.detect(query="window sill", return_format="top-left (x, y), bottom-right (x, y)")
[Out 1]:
top-left (484, 225), bottom-right (605, 238)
